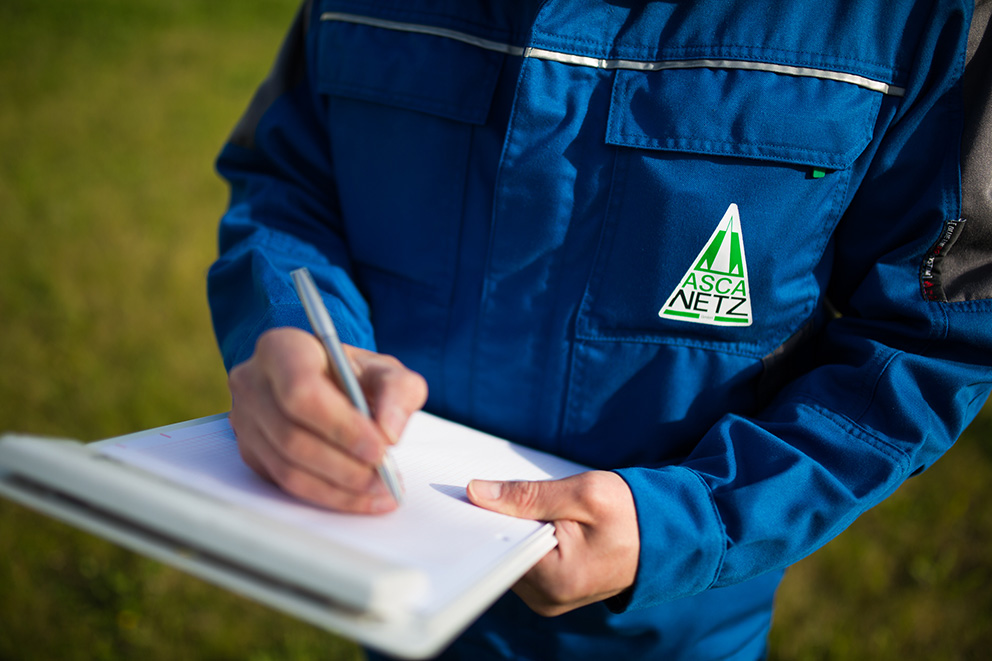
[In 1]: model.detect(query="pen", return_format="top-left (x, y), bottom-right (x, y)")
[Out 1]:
top-left (290, 267), bottom-right (404, 505)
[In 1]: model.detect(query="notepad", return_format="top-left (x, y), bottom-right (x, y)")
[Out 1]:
top-left (97, 412), bottom-right (585, 616)
top-left (0, 412), bottom-right (586, 658)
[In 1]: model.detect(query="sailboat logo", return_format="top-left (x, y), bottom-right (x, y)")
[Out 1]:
top-left (659, 203), bottom-right (752, 326)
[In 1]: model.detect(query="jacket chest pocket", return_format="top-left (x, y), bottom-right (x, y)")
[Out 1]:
top-left (577, 65), bottom-right (883, 357)
top-left (314, 11), bottom-right (503, 297)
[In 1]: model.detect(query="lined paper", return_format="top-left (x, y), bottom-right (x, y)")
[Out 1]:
top-left (97, 412), bottom-right (586, 614)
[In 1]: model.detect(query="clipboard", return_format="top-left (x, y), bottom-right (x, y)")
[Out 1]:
top-left (0, 412), bottom-right (586, 659)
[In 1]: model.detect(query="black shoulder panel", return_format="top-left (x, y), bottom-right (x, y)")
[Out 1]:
top-left (944, 0), bottom-right (992, 301)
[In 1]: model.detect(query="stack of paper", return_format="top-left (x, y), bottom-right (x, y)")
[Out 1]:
top-left (0, 412), bottom-right (585, 658)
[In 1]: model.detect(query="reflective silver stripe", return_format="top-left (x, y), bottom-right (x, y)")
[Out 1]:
top-left (320, 12), bottom-right (905, 97)
top-left (524, 50), bottom-right (906, 96)
top-left (320, 11), bottom-right (525, 55)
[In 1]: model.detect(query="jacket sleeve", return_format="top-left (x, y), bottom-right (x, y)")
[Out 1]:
top-left (207, 0), bottom-right (375, 371)
top-left (614, 2), bottom-right (992, 611)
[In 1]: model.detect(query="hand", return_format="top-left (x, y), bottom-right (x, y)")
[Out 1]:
top-left (227, 327), bottom-right (427, 513)
top-left (467, 471), bottom-right (639, 616)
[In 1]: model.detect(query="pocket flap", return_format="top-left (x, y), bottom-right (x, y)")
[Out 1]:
top-left (316, 16), bottom-right (503, 125)
top-left (606, 66), bottom-right (882, 170)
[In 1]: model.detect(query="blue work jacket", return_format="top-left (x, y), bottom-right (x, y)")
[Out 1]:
top-left (208, 0), bottom-right (992, 658)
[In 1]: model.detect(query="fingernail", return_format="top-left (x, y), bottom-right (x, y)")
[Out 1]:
top-left (371, 496), bottom-right (397, 513)
top-left (380, 406), bottom-right (407, 445)
top-left (471, 480), bottom-right (502, 501)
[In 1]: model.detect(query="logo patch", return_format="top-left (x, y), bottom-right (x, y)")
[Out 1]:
top-left (659, 203), bottom-right (752, 326)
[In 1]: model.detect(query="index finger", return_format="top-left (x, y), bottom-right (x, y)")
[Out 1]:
top-left (348, 347), bottom-right (428, 444)
top-left (255, 328), bottom-right (388, 466)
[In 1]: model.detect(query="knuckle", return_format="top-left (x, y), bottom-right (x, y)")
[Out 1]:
top-left (374, 355), bottom-right (406, 381)
top-left (375, 354), bottom-right (428, 393)
top-left (575, 477), bottom-right (603, 511)
top-left (342, 465), bottom-right (378, 493)
top-left (278, 376), bottom-right (322, 418)
top-left (378, 357), bottom-right (404, 380)
top-left (277, 430), bottom-right (309, 461)
top-left (227, 363), bottom-right (252, 396)
top-left (574, 472), bottom-right (612, 514)
top-left (407, 370), bottom-right (429, 402)
top-left (508, 481), bottom-right (544, 512)
top-left (326, 413), bottom-right (364, 452)
top-left (390, 357), bottom-right (426, 389)
top-left (376, 352), bottom-right (403, 369)
top-left (276, 467), bottom-right (313, 500)
top-left (254, 327), bottom-right (283, 354)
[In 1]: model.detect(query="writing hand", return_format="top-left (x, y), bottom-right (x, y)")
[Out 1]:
top-left (227, 327), bottom-right (427, 513)
top-left (467, 471), bottom-right (639, 616)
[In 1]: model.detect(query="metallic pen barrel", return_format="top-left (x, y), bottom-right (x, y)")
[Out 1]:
top-left (291, 268), bottom-right (404, 505)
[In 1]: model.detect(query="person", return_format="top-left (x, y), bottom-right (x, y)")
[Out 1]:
top-left (207, 0), bottom-right (992, 658)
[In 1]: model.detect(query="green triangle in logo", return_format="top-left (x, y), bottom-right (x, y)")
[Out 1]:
top-left (659, 203), bottom-right (752, 327)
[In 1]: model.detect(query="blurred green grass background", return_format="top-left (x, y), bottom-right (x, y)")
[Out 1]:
top-left (0, 1), bottom-right (989, 659)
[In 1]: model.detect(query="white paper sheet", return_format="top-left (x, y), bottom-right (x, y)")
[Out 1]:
top-left (97, 412), bottom-right (586, 615)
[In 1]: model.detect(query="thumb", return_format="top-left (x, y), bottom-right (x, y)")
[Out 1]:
top-left (467, 476), bottom-right (583, 521)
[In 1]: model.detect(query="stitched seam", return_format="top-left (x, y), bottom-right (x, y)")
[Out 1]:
top-left (792, 396), bottom-right (913, 467)
top-left (612, 135), bottom-right (857, 166)
top-left (609, 72), bottom-right (880, 167)
top-left (322, 81), bottom-right (488, 120)
top-left (573, 330), bottom-right (771, 359)
top-left (684, 467), bottom-right (728, 590)
top-left (469, 55), bottom-right (534, 422)
top-left (857, 349), bottom-right (902, 423)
